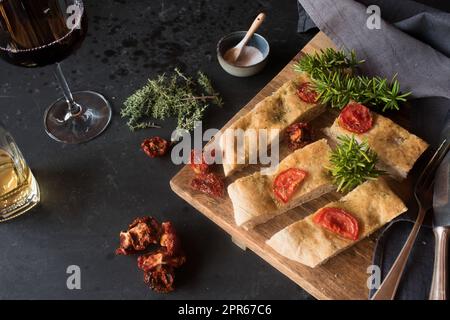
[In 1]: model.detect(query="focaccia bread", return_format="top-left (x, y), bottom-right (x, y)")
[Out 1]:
top-left (221, 73), bottom-right (326, 177)
top-left (228, 139), bottom-right (334, 229)
top-left (267, 178), bottom-right (407, 268)
top-left (324, 112), bottom-right (428, 179)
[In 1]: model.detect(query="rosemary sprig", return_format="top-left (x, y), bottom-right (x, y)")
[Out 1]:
top-left (121, 68), bottom-right (223, 132)
top-left (328, 135), bottom-right (384, 192)
top-left (294, 48), bottom-right (363, 78)
top-left (294, 48), bottom-right (411, 111)
top-left (314, 71), bottom-right (410, 111)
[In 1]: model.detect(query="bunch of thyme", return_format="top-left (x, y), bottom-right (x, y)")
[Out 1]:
top-left (294, 48), bottom-right (410, 111)
top-left (328, 135), bottom-right (384, 192)
top-left (121, 68), bottom-right (223, 132)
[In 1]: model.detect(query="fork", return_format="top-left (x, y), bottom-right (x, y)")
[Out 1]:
top-left (371, 139), bottom-right (449, 300)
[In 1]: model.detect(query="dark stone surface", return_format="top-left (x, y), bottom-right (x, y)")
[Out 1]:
top-left (0, 0), bottom-right (316, 299)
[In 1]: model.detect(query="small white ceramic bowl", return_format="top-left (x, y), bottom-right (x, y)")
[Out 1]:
top-left (217, 31), bottom-right (270, 77)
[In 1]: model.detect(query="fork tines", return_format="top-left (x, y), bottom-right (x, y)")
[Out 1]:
top-left (415, 139), bottom-right (449, 193)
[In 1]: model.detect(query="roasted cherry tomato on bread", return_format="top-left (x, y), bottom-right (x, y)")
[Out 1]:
top-left (141, 137), bottom-right (170, 158)
top-left (190, 149), bottom-right (210, 175)
top-left (297, 82), bottom-right (318, 104)
top-left (285, 122), bottom-right (313, 151)
top-left (273, 168), bottom-right (308, 203)
top-left (191, 173), bottom-right (224, 198)
top-left (339, 102), bottom-right (373, 134)
top-left (313, 207), bottom-right (359, 241)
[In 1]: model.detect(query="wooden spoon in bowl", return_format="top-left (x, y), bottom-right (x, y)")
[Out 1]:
top-left (224, 13), bottom-right (266, 64)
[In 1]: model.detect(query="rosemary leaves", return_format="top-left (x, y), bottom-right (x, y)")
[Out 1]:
top-left (328, 135), bottom-right (384, 192)
top-left (294, 49), bottom-right (410, 111)
top-left (121, 69), bottom-right (223, 132)
top-left (294, 48), bottom-right (363, 77)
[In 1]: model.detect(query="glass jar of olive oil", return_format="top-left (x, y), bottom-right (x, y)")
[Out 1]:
top-left (0, 125), bottom-right (40, 222)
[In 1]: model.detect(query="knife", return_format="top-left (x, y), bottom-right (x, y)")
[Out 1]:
top-left (429, 111), bottom-right (450, 300)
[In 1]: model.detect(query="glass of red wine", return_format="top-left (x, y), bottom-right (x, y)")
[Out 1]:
top-left (0, 0), bottom-right (111, 144)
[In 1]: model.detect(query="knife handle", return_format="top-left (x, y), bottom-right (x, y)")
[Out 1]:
top-left (429, 226), bottom-right (449, 300)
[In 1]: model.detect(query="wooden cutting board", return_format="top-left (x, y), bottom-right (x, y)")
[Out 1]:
top-left (170, 32), bottom-right (414, 300)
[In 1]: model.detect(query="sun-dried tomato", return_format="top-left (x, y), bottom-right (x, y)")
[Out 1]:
top-left (137, 249), bottom-right (186, 272)
top-left (160, 222), bottom-right (183, 256)
top-left (115, 217), bottom-right (161, 255)
top-left (190, 148), bottom-right (216, 174)
top-left (339, 102), bottom-right (373, 134)
top-left (190, 149), bottom-right (210, 174)
top-left (144, 265), bottom-right (175, 293)
top-left (141, 137), bottom-right (170, 158)
top-left (297, 82), bottom-right (318, 103)
top-left (285, 122), bottom-right (314, 151)
top-left (116, 216), bottom-right (186, 294)
top-left (191, 172), bottom-right (224, 198)
top-left (137, 250), bottom-right (165, 271)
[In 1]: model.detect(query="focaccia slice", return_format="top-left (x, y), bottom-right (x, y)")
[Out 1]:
top-left (324, 112), bottom-right (428, 179)
top-left (221, 73), bottom-right (326, 177)
top-left (228, 139), bottom-right (334, 229)
top-left (267, 178), bottom-right (407, 268)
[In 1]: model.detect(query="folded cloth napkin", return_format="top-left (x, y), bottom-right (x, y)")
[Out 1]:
top-left (297, 0), bottom-right (450, 299)
top-left (297, 0), bottom-right (450, 99)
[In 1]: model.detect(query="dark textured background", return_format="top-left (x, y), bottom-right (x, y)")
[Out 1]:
top-left (0, 0), bottom-right (317, 299)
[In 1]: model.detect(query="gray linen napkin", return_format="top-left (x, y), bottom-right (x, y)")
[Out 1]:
top-left (297, 0), bottom-right (450, 299)
top-left (297, 0), bottom-right (450, 100)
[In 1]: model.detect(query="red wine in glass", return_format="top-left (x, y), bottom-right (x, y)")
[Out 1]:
top-left (0, 0), bottom-right (111, 144)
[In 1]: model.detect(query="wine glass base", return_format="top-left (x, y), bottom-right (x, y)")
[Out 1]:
top-left (44, 91), bottom-right (112, 144)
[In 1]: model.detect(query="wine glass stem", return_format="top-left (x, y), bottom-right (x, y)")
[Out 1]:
top-left (54, 63), bottom-right (82, 116)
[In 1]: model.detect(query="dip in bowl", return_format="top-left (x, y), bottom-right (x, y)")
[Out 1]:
top-left (217, 31), bottom-right (270, 77)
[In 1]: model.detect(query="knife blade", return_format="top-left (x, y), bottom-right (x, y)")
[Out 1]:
top-left (433, 112), bottom-right (450, 227)
top-left (429, 111), bottom-right (450, 300)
